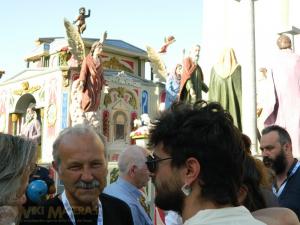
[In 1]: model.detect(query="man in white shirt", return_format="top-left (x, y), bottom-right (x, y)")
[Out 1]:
top-left (147, 101), bottom-right (265, 225)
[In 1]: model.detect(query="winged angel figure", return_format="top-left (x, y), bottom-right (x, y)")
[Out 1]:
top-left (146, 36), bottom-right (176, 82)
top-left (64, 18), bottom-right (107, 132)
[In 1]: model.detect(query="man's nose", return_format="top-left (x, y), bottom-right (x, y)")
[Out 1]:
top-left (261, 149), bottom-right (268, 157)
top-left (81, 167), bottom-right (94, 182)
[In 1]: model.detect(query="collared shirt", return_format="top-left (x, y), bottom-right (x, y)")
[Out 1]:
top-left (273, 158), bottom-right (300, 220)
top-left (184, 206), bottom-right (266, 225)
top-left (273, 158), bottom-right (299, 193)
top-left (103, 177), bottom-right (152, 225)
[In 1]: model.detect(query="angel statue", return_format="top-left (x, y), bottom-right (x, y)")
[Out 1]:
top-left (146, 46), bottom-right (168, 82)
top-left (64, 18), bottom-right (107, 132)
top-left (73, 7), bottom-right (91, 34)
top-left (147, 36), bottom-right (181, 109)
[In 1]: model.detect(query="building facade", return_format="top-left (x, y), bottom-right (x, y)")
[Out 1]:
top-left (0, 37), bottom-right (165, 163)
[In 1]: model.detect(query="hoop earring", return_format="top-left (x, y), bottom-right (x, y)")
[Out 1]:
top-left (181, 183), bottom-right (192, 196)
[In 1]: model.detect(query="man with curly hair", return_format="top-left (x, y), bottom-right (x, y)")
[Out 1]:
top-left (146, 101), bottom-right (265, 225)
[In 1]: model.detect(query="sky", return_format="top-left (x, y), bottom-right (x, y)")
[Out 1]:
top-left (0, 0), bottom-right (203, 80)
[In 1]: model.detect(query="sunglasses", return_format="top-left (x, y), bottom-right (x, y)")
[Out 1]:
top-left (146, 155), bottom-right (172, 173)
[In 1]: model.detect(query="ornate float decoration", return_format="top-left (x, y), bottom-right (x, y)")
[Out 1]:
top-left (130, 114), bottom-right (151, 148)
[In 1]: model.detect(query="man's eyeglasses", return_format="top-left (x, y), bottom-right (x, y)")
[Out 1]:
top-left (146, 155), bottom-right (172, 173)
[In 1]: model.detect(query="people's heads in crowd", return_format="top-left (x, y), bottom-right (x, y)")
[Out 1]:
top-left (239, 154), bottom-right (267, 212)
top-left (277, 34), bottom-right (292, 50)
top-left (253, 158), bottom-right (275, 189)
top-left (260, 125), bottom-right (292, 175)
top-left (118, 145), bottom-right (150, 189)
top-left (52, 124), bottom-right (107, 207)
top-left (147, 101), bottom-right (245, 214)
top-left (242, 133), bottom-right (252, 155)
top-left (0, 133), bottom-right (37, 206)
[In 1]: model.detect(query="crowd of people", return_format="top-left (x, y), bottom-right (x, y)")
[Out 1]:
top-left (1, 102), bottom-right (300, 225)
top-left (0, 34), bottom-right (299, 225)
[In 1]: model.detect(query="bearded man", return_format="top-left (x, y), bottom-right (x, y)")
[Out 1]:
top-left (260, 125), bottom-right (300, 220)
top-left (179, 45), bottom-right (208, 104)
top-left (146, 101), bottom-right (264, 225)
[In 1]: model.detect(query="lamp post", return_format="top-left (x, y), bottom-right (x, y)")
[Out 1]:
top-left (235, 0), bottom-right (258, 153)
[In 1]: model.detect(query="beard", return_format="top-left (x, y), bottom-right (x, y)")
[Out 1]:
top-left (263, 149), bottom-right (287, 175)
top-left (154, 176), bottom-right (185, 213)
top-left (193, 55), bottom-right (199, 64)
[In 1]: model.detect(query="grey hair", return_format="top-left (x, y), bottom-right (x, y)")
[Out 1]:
top-left (52, 124), bottom-right (106, 167)
top-left (0, 133), bottom-right (37, 205)
top-left (118, 145), bottom-right (147, 177)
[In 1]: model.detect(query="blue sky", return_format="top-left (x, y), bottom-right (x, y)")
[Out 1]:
top-left (0, 0), bottom-right (202, 79)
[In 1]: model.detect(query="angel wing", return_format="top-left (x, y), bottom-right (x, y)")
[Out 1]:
top-left (146, 46), bottom-right (167, 79)
top-left (64, 18), bottom-right (85, 64)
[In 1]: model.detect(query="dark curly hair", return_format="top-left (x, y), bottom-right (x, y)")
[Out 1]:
top-left (149, 100), bottom-right (245, 206)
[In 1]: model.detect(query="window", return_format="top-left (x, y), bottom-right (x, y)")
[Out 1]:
top-left (43, 56), bottom-right (50, 67)
top-left (113, 112), bottom-right (127, 141)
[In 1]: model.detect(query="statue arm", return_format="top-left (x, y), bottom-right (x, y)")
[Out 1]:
top-left (86, 9), bottom-right (91, 18)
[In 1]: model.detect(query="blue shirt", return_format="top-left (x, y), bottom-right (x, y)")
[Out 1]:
top-left (165, 74), bottom-right (180, 109)
top-left (104, 177), bottom-right (152, 225)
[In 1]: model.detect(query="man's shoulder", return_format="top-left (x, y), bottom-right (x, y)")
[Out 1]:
top-left (20, 195), bottom-right (67, 225)
top-left (100, 193), bottom-right (134, 225)
top-left (100, 192), bottom-right (133, 214)
top-left (289, 165), bottom-right (300, 183)
top-left (104, 181), bottom-right (127, 193)
top-left (100, 192), bottom-right (129, 207)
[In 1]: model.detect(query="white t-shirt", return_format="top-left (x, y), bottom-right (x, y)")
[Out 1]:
top-left (184, 206), bottom-right (266, 225)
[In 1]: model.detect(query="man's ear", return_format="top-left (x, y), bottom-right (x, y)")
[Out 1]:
top-left (184, 157), bottom-right (200, 185)
top-left (284, 142), bottom-right (292, 152)
top-left (128, 165), bottom-right (136, 177)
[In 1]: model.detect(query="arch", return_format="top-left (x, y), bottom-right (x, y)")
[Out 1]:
top-left (112, 111), bottom-right (128, 141)
top-left (15, 93), bottom-right (36, 113)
